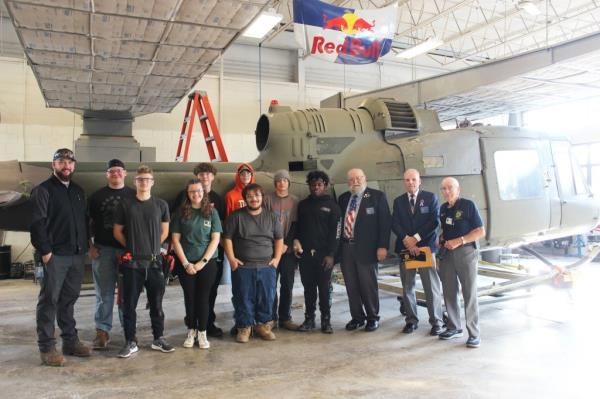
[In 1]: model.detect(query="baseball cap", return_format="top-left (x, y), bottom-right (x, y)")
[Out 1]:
top-left (107, 159), bottom-right (125, 170)
top-left (53, 148), bottom-right (76, 162)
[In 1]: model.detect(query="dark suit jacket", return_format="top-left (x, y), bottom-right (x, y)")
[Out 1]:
top-left (338, 187), bottom-right (392, 264)
top-left (391, 190), bottom-right (439, 253)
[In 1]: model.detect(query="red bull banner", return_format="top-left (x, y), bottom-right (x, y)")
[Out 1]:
top-left (293, 0), bottom-right (397, 64)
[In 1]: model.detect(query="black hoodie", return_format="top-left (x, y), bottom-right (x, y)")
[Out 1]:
top-left (294, 194), bottom-right (341, 257)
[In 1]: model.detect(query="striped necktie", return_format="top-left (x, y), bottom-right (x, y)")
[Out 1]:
top-left (344, 194), bottom-right (358, 239)
top-left (410, 194), bottom-right (416, 214)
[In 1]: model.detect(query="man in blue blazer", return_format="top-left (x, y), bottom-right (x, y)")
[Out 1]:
top-left (338, 168), bottom-right (391, 332)
top-left (392, 169), bottom-right (443, 336)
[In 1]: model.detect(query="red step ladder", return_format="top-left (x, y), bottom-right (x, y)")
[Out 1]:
top-left (175, 90), bottom-right (228, 162)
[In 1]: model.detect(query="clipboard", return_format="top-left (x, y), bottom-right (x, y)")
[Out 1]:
top-left (400, 246), bottom-right (433, 269)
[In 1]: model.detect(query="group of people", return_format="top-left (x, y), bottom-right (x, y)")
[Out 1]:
top-left (30, 147), bottom-right (485, 368)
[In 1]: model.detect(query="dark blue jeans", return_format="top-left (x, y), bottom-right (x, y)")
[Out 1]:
top-left (232, 266), bottom-right (276, 328)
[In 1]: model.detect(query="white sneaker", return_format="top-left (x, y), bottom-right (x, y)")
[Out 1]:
top-left (183, 329), bottom-right (196, 348)
top-left (197, 330), bottom-right (210, 349)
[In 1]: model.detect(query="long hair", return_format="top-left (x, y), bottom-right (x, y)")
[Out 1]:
top-left (179, 178), bottom-right (212, 220)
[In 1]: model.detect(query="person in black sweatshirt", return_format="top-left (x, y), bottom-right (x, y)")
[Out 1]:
top-left (293, 171), bottom-right (341, 333)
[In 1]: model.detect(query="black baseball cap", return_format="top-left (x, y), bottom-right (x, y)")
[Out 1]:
top-left (107, 159), bottom-right (125, 170)
top-left (53, 148), bottom-right (76, 162)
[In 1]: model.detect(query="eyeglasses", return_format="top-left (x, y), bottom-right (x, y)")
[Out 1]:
top-left (135, 177), bottom-right (154, 182)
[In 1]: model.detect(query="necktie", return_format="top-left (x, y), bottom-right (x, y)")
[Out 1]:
top-left (410, 194), bottom-right (415, 214)
top-left (344, 194), bottom-right (358, 239)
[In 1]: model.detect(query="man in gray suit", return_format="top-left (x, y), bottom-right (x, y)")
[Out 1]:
top-left (392, 169), bottom-right (443, 336)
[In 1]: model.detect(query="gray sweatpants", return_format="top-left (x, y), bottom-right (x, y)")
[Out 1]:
top-left (439, 245), bottom-right (479, 338)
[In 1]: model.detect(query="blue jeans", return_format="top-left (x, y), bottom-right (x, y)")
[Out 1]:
top-left (232, 266), bottom-right (276, 328)
top-left (92, 244), bottom-right (123, 332)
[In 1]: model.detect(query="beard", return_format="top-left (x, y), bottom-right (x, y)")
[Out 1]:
top-left (54, 169), bottom-right (73, 182)
top-left (247, 203), bottom-right (262, 211)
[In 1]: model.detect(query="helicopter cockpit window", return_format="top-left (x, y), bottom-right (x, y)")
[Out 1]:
top-left (551, 142), bottom-right (575, 197)
top-left (494, 150), bottom-right (544, 200)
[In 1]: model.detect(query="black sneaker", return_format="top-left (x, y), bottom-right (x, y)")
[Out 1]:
top-left (439, 329), bottom-right (464, 340)
top-left (466, 336), bottom-right (481, 348)
top-left (151, 337), bottom-right (175, 353)
top-left (207, 324), bottom-right (224, 338)
top-left (118, 341), bottom-right (139, 358)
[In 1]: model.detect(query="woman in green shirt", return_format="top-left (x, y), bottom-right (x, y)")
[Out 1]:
top-left (172, 179), bottom-right (222, 349)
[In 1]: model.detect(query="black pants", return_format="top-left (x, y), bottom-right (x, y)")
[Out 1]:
top-left (340, 242), bottom-right (380, 322)
top-left (299, 252), bottom-right (332, 319)
top-left (178, 259), bottom-right (218, 331)
top-left (272, 253), bottom-right (298, 322)
top-left (36, 254), bottom-right (85, 352)
top-left (122, 267), bottom-right (165, 342)
top-left (207, 257), bottom-right (223, 328)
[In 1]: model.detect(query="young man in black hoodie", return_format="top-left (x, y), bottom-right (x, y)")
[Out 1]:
top-left (293, 171), bottom-right (341, 333)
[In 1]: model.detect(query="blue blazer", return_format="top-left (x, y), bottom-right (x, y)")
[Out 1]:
top-left (391, 190), bottom-right (439, 253)
top-left (338, 187), bottom-right (392, 264)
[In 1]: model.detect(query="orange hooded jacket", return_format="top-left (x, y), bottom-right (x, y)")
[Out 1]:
top-left (225, 162), bottom-right (255, 217)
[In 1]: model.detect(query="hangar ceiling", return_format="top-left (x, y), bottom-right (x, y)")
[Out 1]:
top-left (2, 0), bottom-right (269, 115)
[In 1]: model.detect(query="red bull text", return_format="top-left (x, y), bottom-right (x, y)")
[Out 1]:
top-left (311, 36), bottom-right (383, 58)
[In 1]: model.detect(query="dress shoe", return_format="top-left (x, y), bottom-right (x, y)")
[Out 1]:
top-left (402, 323), bottom-right (418, 334)
top-left (364, 320), bottom-right (379, 332)
top-left (345, 319), bottom-right (366, 331)
top-left (439, 329), bottom-right (464, 340)
top-left (430, 325), bottom-right (444, 336)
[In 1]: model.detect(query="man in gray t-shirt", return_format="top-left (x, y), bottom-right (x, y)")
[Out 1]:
top-left (223, 183), bottom-right (283, 343)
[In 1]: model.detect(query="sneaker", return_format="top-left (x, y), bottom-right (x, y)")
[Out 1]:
top-left (40, 348), bottom-right (65, 367)
top-left (439, 329), bottom-right (464, 340)
top-left (207, 324), bottom-right (223, 338)
top-left (118, 341), bottom-right (139, 358)
top-left (93, 329), bottom-right (110, 350)
top-left (151, 337), bottom-right (175, 353)
top-left (466, 336), bottom-right (481, 348)
top-left (63, 340), bottom-right (91, 357)
top-left (236, 326), bottom-right (251, 343)
top-left (197, 330), bottom-right (210, 349)
top-left (183, 329), bottom-right (196, 348)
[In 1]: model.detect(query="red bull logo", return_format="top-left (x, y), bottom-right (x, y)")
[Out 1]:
top-left (311, 36), bottom-right (382, 59)
top-left (323, 12), bottom-right (376, 35)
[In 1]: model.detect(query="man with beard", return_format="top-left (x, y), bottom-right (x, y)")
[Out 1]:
top-left (223, 183), bottom-right (283, 343)
top-left (293, 171), bottom-right (340, 333)
top-left (30, 148), bottom-right (91, 366)
top-left (88, 159), bottom-right (135, 349)
top-left (338, 168), bottom-right (391, 332)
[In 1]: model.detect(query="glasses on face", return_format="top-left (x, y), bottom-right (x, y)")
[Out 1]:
top-left (239, 170), bottom-right (252, 176)
top-left (135, 177), bottom-right (153, 183)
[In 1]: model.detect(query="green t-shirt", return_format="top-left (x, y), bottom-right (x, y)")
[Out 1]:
top-left (171, 208), bottom-right (222, 261)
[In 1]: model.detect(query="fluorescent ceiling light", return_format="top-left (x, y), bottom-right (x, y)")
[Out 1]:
top-left (396, 38), bottom-right (444, 59)
top-left (517, 1), bottom-right (541, 16)
top-left (242, 9), bottom-right (282, 39)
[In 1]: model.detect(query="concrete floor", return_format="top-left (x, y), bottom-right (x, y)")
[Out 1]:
top-left (0, 261), bottom-right (598, 399)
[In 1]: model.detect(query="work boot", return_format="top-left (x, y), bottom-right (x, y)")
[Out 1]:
top-left (254, 322), bottom-right (276, 341)
top-left (321, 315), bottom-right (333, 334)
top-left (236, 326), bottom-right (251, 343)
top-left (278, 319), bottom-right (300, 331)
top-left (40, 348), bottom-right (65, 367)
top-left (297, 316), bottom-right (316, 332)
top-left (93, 329), bottom-right (110, 350)
top-left (63, 340), bottom-right (91, 357)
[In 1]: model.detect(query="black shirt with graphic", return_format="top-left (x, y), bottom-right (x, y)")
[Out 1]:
top-left (439, 198), bottom-right (483, 245)
top-left (89, 185), bottom-right (136, 248)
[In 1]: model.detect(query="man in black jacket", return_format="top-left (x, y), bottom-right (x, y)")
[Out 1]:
top-left (338, 168), bottom-right (391, 332)
top-left (293, 171), bottom-right (341, 333)
top-left (392, 169), bottom-right (443, 336)
top-left (30, 148), bottom-right (91, 367)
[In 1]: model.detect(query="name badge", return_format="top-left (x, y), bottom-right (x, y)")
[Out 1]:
top-left (366, 207), bottom-right (375, 215)
top-left (420, 206), bottom-right (429, 213)
top-left (204, 220), bottom-right (211, 227)
top-left (445, 217), bottom-right (453, 225)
